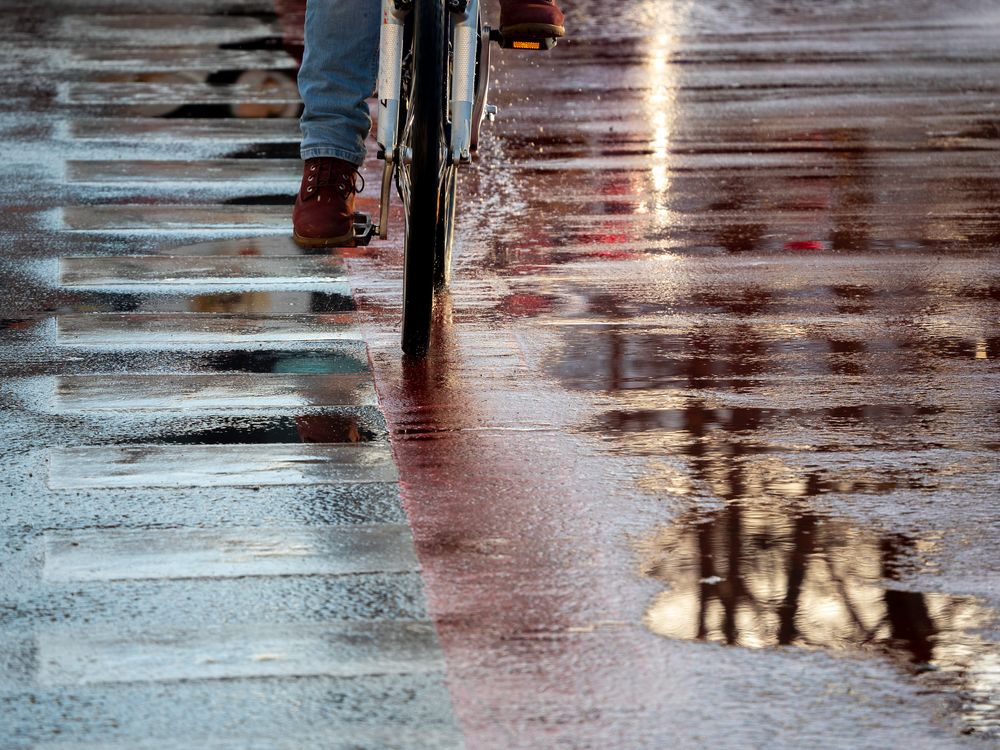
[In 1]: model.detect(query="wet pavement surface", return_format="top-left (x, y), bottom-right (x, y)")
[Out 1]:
top-left (1, 0), bottom-right (999, 747)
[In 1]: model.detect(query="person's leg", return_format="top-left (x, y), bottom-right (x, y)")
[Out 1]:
top-left (293, 0), bottom-right (380, 247)
top-left (298, 0), bottom-right (380, 166)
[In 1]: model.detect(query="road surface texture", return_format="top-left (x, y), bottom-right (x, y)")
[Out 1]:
top-left (0, 0), bottom-right (998, 748)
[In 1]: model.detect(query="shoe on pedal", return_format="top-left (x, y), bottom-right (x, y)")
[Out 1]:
top-left (292, 157), bottom-right (364, 248)
top-left (498, 0), bottom-right (565, 46)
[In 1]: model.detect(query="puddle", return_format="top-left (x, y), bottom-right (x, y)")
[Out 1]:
top-left (225, 143), bottom-right (301, 160)
top-left (156, 103), bottom-right (303, 119)
top-left (549, 284), bottom-right (999, 735)
top-left (594, 401), bottom-right (961, 499)
top-left (0, 318), bottom-right (35, 331)
top-left (56, 372), bottom-right (377, 411)
top-left (114, 412), bottom-right (379, 445)
top-left (224, 194), bottom-right (296, 206)
top-left (65, 68), bottom-right (302, 119)
top-left (199, 348), bottom-right (368, 375)
top-left (61, 291), bottom-right (354, 314)
top-left (639, 504), bottom-right (998, 735)
top-left (554, 327), bottom-right (1000, 392)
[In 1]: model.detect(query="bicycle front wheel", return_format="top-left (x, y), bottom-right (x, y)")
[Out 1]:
top-left (399, 0), bottom-right (447, 357)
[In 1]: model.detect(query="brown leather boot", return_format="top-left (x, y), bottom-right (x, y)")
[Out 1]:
top-left (499, 0), bottom-right (565, 39)
top-left (292, 157), bottom-right (363, 248)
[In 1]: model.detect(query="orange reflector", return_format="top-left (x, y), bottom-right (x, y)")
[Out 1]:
top-left (512, 40), bottom-right (542, 49)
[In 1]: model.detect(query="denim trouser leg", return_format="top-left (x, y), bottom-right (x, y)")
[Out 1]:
top-left (298, 0), bottom-right (380, 166)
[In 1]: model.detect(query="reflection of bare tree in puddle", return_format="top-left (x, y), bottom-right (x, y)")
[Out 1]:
top-left (603, 400), bottom-right (938, 501)
top-left (639, 504), bottom-right (999, 736)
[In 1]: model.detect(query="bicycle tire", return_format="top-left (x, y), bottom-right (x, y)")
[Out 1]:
top-left (400, 0), bottom-right (447, 356)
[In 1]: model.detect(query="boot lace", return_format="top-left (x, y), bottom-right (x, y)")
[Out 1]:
top-left (304, 160), bottom-right (365, 201)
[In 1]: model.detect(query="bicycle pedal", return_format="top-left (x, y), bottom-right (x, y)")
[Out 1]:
top-left (489, 29), bottom-right (558, 51)
top-left (353, 213), bottom-right (376, 247)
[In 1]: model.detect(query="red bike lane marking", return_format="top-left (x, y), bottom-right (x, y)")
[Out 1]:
top-left (349, 281), bottom-right (677, 748)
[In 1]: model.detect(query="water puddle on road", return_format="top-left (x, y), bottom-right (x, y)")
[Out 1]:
top-left (638, 504), bottom-right (998, 735)
top-left (549, 317), bottom-right (1000, 736)
top-left (1, 318), bottom-right (34, 331)
top-left (198, 347), bottom-right (368, 375)
top-left (113, 411), bottom-right (380, 445)
top-left (60, 290), bottom-right (354, 315)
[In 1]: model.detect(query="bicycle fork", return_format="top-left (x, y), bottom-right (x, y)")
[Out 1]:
top-left (358, 0), bottom-right (491, 246)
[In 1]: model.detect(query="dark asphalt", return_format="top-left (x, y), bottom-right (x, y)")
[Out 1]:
top-left (1, 0), bottom-right (998, 748)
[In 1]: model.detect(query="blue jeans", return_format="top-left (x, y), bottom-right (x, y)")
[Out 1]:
top-left (298, 0), bottom-right (381, 166)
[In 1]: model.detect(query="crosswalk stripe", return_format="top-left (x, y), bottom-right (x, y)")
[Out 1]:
top-left (32, 730), bottom-right (463, 750)
top-left (66, 117), bottom-right (300, 142)
top-left (59, 255), bottom-right (346, 286)
top-left (63, 47), bottom-right (292, 72)
top-left (37, 620), bottom-right (442, 685)
top-left (54, 373), bottom-right (377, 410)
top-left (61, 205), bottom-right (290, 232)
top-left (53, 14), bottom-right (276, 45)
top-left (48, 443), bottom-right (398, 488)
top-left (65, 159), bottom-right (300, 184)
top-left (121, 236), bottom-right (312, 258)
top-left (61, 81), bottom-right (299, 106)
top-left (56, 312), bottom-right (361, 345)
top-left (43, 524), bottom-right (418, 582)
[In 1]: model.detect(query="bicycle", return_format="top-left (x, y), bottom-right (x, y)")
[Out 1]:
top-left (351, 0), bottom-right (559, 356)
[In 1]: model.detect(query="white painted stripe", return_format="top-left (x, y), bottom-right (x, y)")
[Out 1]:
top-left (55, 15), bottom-right (276, 45)
top-left (48, 443), bottom-right (398, 488)
top-left (37, 621), bottom-right (441, 685)
top-left (56, 313), bottom-right (361, 345)
top-left (33, 730), bottom-right (463, 750)
top-left (64, 46), bottom-right (291, 72)
top-left (59, 255), bottom-right (346, 286)
top-left (65, 160), bottom-right (300, 184)
top-left (61, 205), bottom-right (289, 232)
top-left (146, 236), bottom-right (311, 258)
top-left (55, 373), bottom-right (377, 411)
top-left (43, 524), bottom-right (417, 582)
top-left (67, 117), bottom-right (299, 142)
top-left (62, 81), bottom-right (299, 106)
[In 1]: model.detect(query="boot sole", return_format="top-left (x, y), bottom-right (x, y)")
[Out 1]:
top-left (500, 22), bottom-right (565, 39)
top-left (292, 229), bottom-right (356, 249)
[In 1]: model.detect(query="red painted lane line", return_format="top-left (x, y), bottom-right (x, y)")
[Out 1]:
top-left (350, 286), bottom-right (679, 748)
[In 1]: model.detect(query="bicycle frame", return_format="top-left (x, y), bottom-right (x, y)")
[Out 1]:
top-left (362, 0), bottom-right (557, 354)
top-left (373, 0), bottom-right (490, 240)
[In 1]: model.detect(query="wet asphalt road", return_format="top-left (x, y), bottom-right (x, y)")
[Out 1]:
top-left (1, 0), bottom-right (999, 748)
